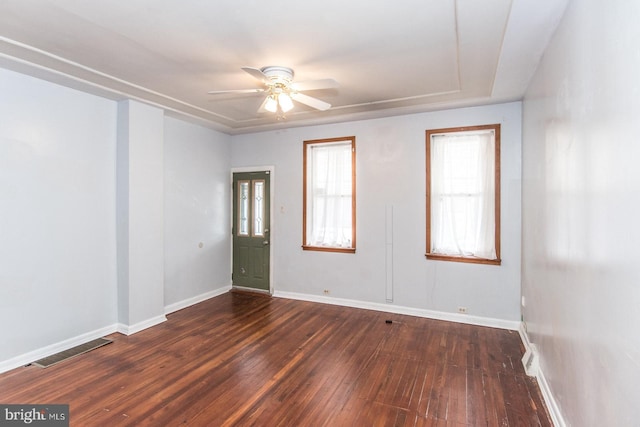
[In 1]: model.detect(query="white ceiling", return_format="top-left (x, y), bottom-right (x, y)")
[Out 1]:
top-left (0, 0), bottom-right (568, 135)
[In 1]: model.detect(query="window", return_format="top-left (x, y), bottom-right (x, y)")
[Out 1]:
top-left (426, 124), bottom-right (500, 265)
top-left (303, 136), bottom-right (356, 253)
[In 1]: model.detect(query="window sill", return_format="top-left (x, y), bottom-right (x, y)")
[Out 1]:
top-left (425, 253), bottom-right (501, 265)
top-left (303, 245), bottom-right (356, 254)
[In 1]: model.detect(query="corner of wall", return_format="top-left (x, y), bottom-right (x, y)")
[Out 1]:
top-left (116, 315), bottom-right (167, 336)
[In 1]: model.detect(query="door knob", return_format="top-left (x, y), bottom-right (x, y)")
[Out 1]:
top-left (263, 240), bottom-right (270, 246)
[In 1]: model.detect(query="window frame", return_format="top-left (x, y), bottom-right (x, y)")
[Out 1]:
top-left (425, 124), bottom-right (501, 265)
top-left (302, 136), bottom-right (356, 254)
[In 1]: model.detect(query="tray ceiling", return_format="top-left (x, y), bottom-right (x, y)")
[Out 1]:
top-left (0, 0), bottom-right (568, 134)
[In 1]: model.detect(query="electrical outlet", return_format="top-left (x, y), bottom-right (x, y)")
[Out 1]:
top-left (323, 289), bottom-right (330, 295)
top-left (457, 306), bottom-right (468, 314)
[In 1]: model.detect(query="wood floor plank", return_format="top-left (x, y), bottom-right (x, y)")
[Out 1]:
top-left (0, 291), bottom-right (553, 426)
top-left (500, 372), bottom-right (545, 427)
top-left (466, 367), bottom-right (489, 426)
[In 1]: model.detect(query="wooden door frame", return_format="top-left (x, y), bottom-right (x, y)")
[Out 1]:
top-left (230, 166), bottom-right (275, 295)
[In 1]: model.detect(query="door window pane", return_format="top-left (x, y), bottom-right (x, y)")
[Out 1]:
top-left (238, 180), bottom-right (250, 236)
top-left (253, 180), bottom-right (265, 237)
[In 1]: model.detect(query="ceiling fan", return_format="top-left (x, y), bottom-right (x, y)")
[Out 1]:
top-left (208, 66), bottom-right (338, 115)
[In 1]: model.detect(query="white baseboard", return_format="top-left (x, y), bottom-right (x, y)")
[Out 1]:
top-left (518, 322), bottom-right (566, 427)
top-left (273, 291), bottom-right (521, 331)
top-left (0, 324), bottom-right (119, 374)
top-left (116, 314), bottom-right (167, 336)
top-left (164, 284), bottom-right (232, 315)
top-left (0, 286), bottom-right (233, 374)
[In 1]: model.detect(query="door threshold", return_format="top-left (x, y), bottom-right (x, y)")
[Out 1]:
top-left (231, 286), bottom-right (272, 296)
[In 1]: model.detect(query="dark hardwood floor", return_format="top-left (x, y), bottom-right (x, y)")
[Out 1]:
top-left (0, 291), bottom-right (552, 426)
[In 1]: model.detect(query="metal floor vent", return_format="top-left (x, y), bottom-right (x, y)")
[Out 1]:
top-left (522, 345), bottom-right (539, 377)
top-left (32, 338), bottom-right (113, 368)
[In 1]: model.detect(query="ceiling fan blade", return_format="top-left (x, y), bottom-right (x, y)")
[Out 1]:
top-left (291, 92), bottom-right (332, 111)
top-left (207, 88), bottom-right (265, 95)
top-left (242, 66), bottom-right (270, 84)
top-left (291, 78), bottom-right (339, 92)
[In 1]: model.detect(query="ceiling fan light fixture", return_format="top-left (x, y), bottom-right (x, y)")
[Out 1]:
top-left (264, 95), bottom-right (278, 113)
top-left (278, 93), bottom-right (294, 112)
top-left (208, 66), bottom-right (337, 117)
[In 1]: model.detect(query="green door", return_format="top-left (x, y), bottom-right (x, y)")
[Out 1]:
top-left (232, 171), bottom-right (270, 292)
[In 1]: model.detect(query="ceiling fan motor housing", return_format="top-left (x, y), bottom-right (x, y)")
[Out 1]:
top-left (261, 66), bottom-right (294, 86)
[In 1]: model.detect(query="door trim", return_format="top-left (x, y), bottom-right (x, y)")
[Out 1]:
top-left (230, 166), bottom-right (275, 295)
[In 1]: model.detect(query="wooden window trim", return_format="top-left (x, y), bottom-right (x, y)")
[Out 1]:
top-left (303, 136), bottom-right (356, 253)
top-left (425, 124), bottom-right (501, 265)
top-left (301, 246), bottom-right (357, 254)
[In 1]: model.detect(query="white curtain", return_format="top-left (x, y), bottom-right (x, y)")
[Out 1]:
top-left (430, 130), bottom-right (496, 259)
top-left (307, 142), bottom-right (352, 248)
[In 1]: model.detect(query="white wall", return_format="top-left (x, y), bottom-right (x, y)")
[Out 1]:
top-left (0, 68), bottom-right (118, 361)
top-left (164, 117), bottom-right (231, 307)
top-left (0, 68), bottom-right (232, 369)
top-left (117, 100), bottom-right (166, 329)
top-left (231, 102), bottom-right (522, 321)
top-left (522, 0), bottom-right (640, 425)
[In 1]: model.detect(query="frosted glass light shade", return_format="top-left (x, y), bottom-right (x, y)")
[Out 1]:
top-left (264, 95), bottom-right (278, 113)
top-left (278, 93), bottom-right (294, 112)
